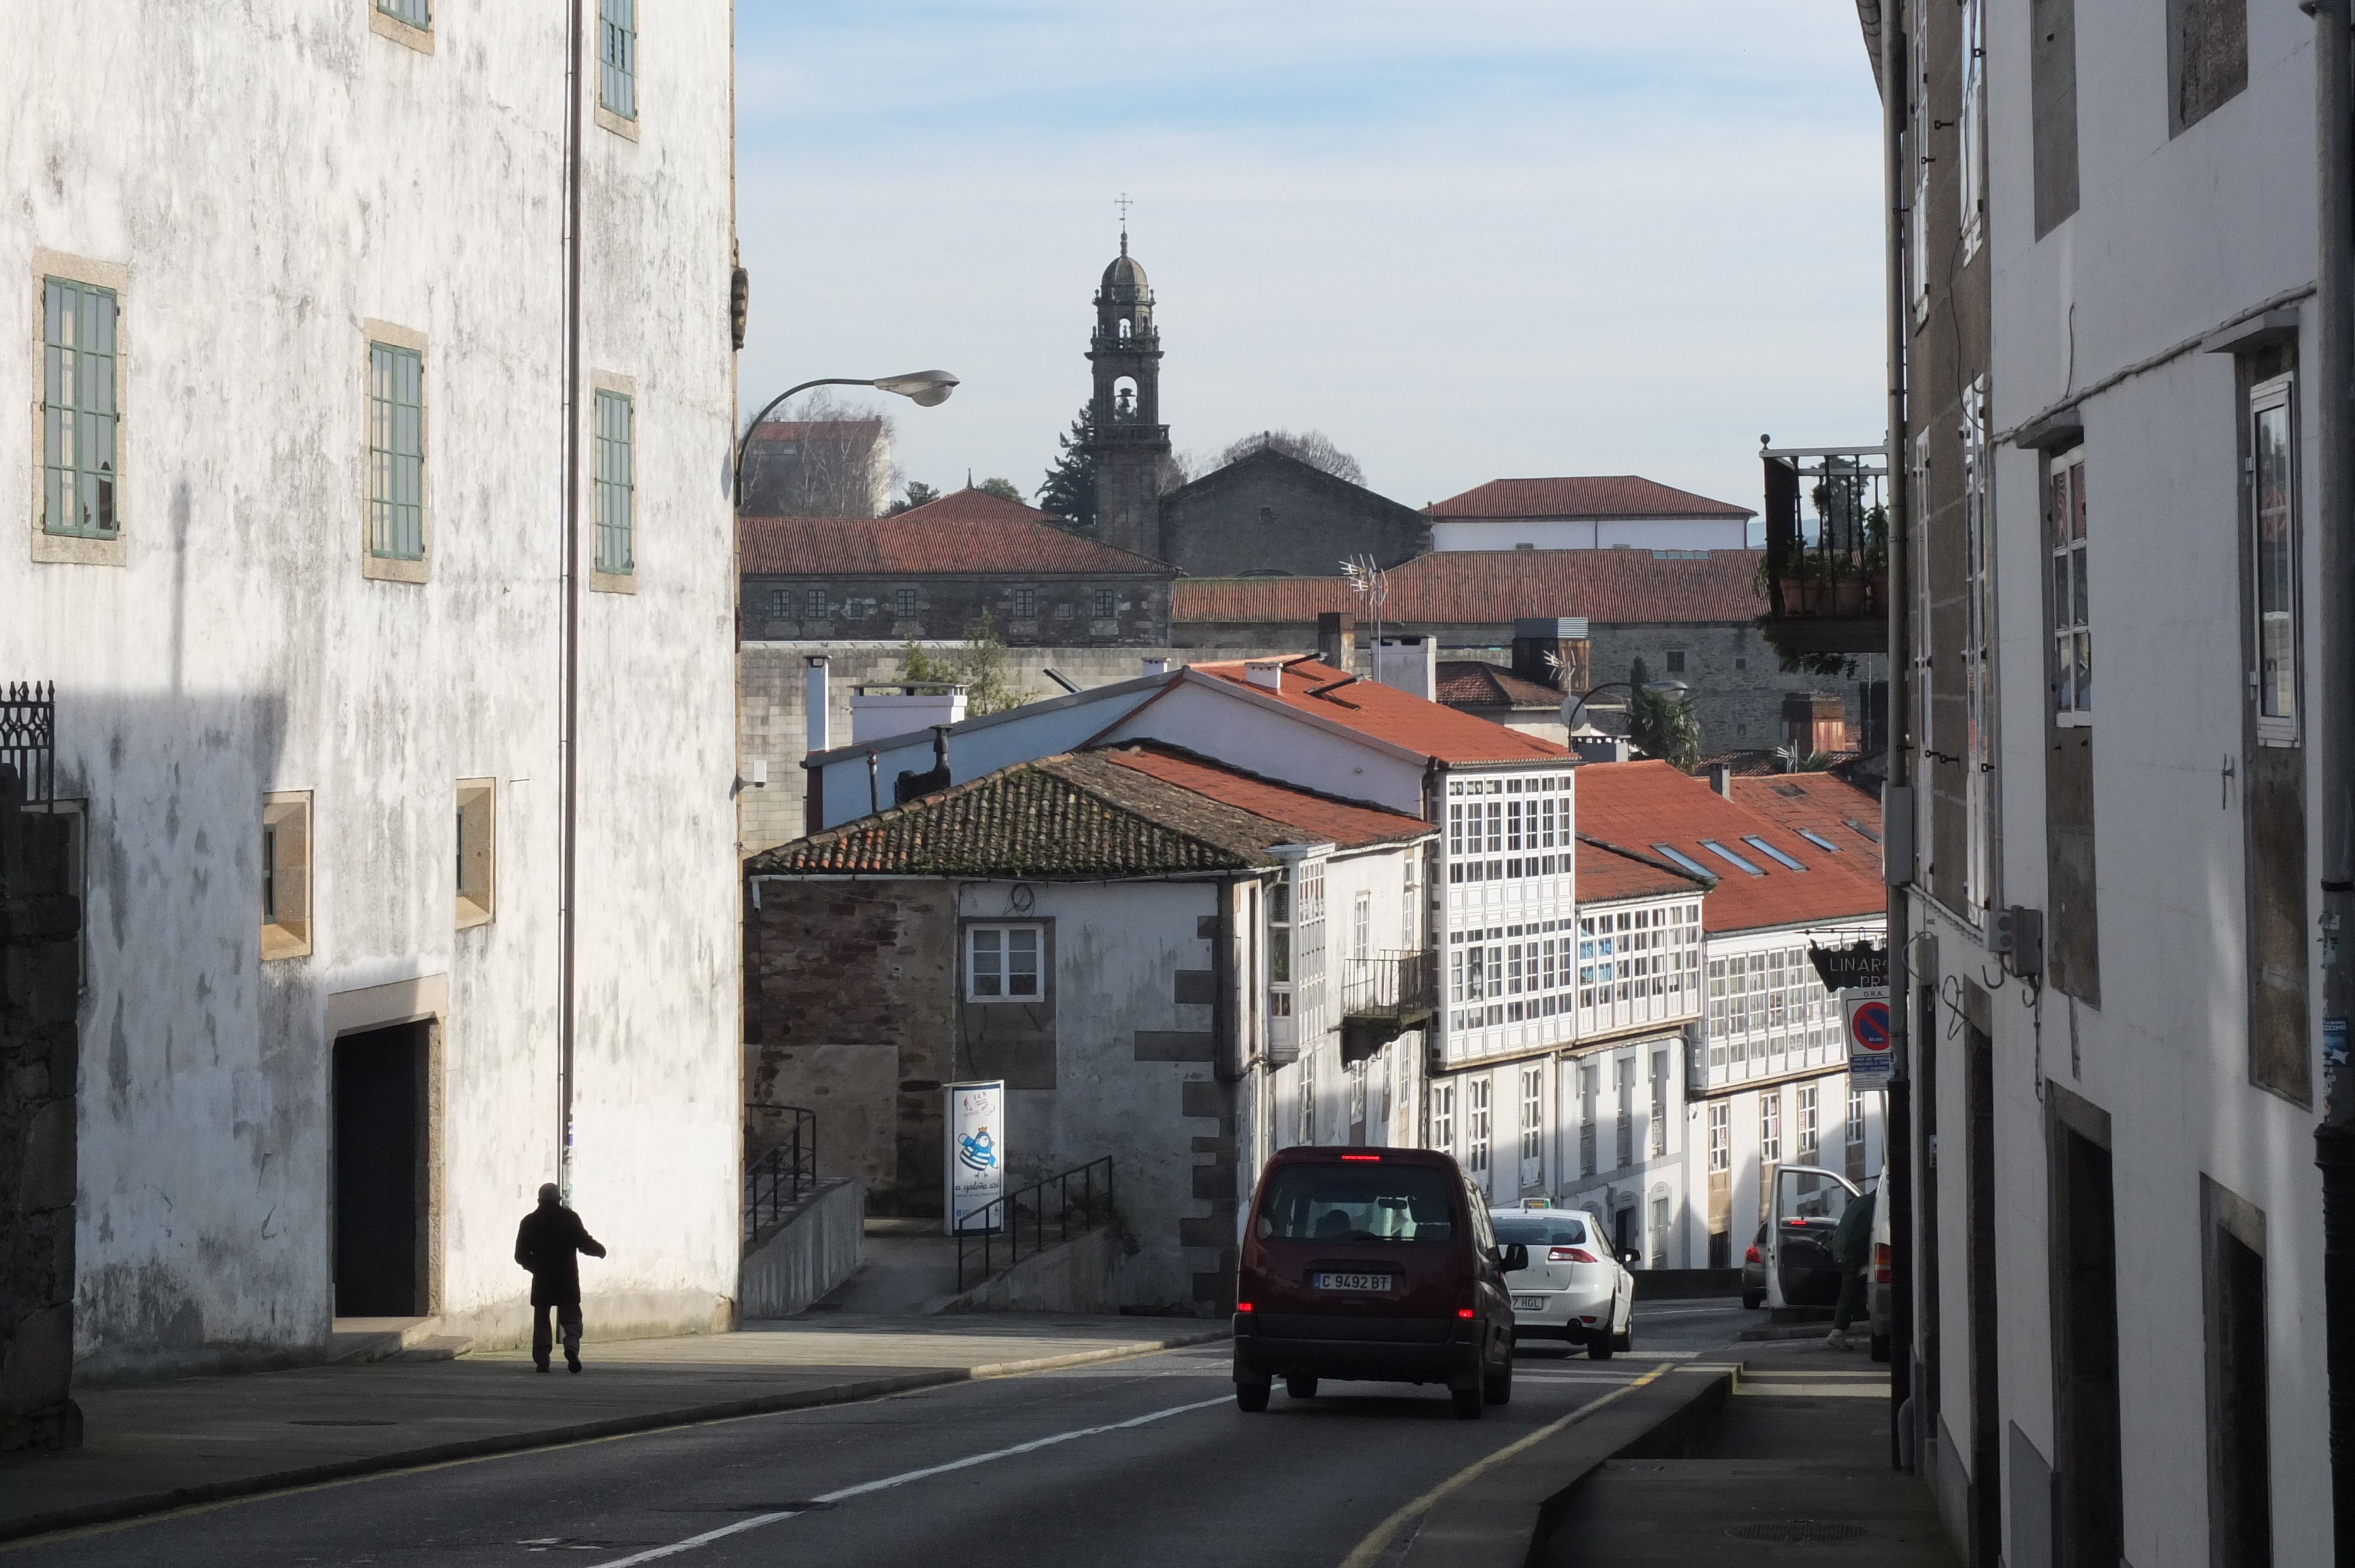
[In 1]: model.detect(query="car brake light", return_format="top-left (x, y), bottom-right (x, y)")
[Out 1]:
top-left (1548, 1246), bottom-right (1598, 1264)
top-left (1457, 1307), bottom-right (1475, 1319)
top-left (1339, 1153), bottom-right (1382, 1162)
top-left (1744, 1243), bottom-right (1760, 1265)
top-left (1236, 1301), bottom-right (1253, 1313)
top-left (1873, 1241), bottom-right (1892, 1285)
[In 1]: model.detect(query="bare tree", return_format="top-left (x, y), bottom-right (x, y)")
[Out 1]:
top-left (739, 390), bottom-right (897, 517)
top-left (1216, 429), bottom-right (1367, 487)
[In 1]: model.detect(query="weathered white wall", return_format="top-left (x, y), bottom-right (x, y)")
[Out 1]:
top-left (1430, 518), bottom-right (1750, 552)
top-left (2, 1), bottom-right (741, 1372)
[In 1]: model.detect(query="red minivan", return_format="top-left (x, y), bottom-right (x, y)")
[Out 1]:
top-left (1231, 1146), bottom-right (1525, 1418)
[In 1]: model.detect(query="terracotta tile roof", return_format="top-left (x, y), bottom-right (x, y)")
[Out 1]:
top-left (1435, 662), bottom-right (1565, 710)
top-left (1729, 774), bottom-right (1885, 870)
top-left (745, 748), bottom-right (1425, 878)
top-left (1172, 549), bottom-right (1767, 625)
top-left (1575, 835), bottom-right (1714, 903)
top-left (1573, 760), bottom-right (1883, 933)
top-left (893, 486), bottom-right (1061, 526)
top-left (739, 511), bottom-right (1173, 577)
top-left (1425, 476), bottom-right (1754, 520)
top-left (1188, 657), bottom-right (1572, 766)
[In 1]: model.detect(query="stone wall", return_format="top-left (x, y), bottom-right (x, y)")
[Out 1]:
top-left (1157, 449), bottom-right (1430, 579)
top-left (742, 572), bottom-right (1174, 648)
top-left (1, 779), bottom-right (80, 1451)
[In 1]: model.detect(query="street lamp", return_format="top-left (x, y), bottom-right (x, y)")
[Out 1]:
top-left (1560, 679), bottom-right (1690, 733)
top-left (734, 371), bottom-right (961, 506)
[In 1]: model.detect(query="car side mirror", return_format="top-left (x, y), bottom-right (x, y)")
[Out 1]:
top-left (1621, 1250), bottom-right (1640, 1267)
top-left (1498, 1243), bottom-right (1530, 1272)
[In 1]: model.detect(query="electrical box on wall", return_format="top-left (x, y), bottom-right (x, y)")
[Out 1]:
top-left (1988, 905), bottom-right (2045, 981)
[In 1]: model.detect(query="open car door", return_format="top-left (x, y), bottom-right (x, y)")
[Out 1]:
top-left (1765, 1165), bottom-right (1860, 1310)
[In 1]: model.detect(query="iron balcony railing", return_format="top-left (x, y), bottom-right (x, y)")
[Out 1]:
top-left (743, 1104), bottom-right (817, 1244)
top-left (1341, 951), bottom-right (1437, 1021)
top-left (1, 682), bottom-right (55, 805)
top-left (955, 1155), bottom-right (1115, 1293)
top-left (1760, 444), bottom-right (1891, 625)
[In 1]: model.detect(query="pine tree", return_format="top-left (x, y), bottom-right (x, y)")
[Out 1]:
top-left (1037, 406), bottom-right (1096, 531)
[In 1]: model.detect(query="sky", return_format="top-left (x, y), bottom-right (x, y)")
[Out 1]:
top-left (735, 2), bottom-right (1886, 527)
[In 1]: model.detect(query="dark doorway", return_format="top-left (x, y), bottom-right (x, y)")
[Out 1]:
top-left (1613, 1205), bottom-right (1634, 1260)
top-left (2051, 1119), bottom-right (2123, 1567)
top-left (333, 1024), bottom-right (426, 1317)
top-left (1966, 1022), bottom-right (2001, 1568)
top-left (2204, 1178), bottom-right (2271, 1568)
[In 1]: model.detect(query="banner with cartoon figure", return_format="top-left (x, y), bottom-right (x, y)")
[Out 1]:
top-left (944, 1080), bottom-right (1006, 1234)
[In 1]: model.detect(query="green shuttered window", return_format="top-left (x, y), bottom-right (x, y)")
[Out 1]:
top-left (42, 278), bottom-right (119, 539)
top-left (368, 342), bottom-right (425, 561)
top-left (594, 389), bottom-right (635, 575)
top-left (599, 0), bottom-right (636, 119)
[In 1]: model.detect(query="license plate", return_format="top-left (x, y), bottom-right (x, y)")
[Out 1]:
top-left (1511, 1295), bottom-right (1548, 1312)
top-left (1313, 1271), bottom-right (1392, 1293)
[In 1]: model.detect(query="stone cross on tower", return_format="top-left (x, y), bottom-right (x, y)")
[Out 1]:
top-left (1084, 214), bottom-right (1171, 559)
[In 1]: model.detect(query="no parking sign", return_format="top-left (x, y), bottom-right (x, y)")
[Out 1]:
top-left (1844, 988), bottom-right (1894, 1079)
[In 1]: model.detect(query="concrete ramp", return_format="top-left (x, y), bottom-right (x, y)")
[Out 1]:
top-left (738, 1177), bottom-right (863, 1320)
top-left (939, 1224), bottom-right (1120, 1315)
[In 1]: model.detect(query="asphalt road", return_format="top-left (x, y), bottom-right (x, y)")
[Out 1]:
top-left (14, 1301), bottom-right (1753, 1568)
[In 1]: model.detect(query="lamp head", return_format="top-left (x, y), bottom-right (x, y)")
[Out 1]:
top-left (871, 370), bottom-right (960, 408)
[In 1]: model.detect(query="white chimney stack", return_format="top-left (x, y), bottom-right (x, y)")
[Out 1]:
top-left (1142, 657), bottom-right (1170, 677)
top-left (1372, 635), bottom-right (1436, 701)
top-left (804, 655), bottom-right (831, 754)
top-left (1244, 659), bottom-right (1286, 692)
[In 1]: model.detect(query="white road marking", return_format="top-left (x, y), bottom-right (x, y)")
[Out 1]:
top-left (584, 1394), bottom-right (1230, 1567)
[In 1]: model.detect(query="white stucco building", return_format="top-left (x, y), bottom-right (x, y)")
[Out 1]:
top-left (1422, 476), bottom-right (1757, 553)
top-left (5, 1), bottom-right (743, 1375)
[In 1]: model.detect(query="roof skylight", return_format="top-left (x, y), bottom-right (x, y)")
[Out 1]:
top-left (1650, 843), bottom-right (1716, 879)
top-left (1742, 835), bottom-right (1808, 871)
top-left (1843, 816), bottom-right (1883, 844)
top-left (1698, 839), bottom-right (1765, 876)
top-left (1796, 829), bottom-right (1842, 852)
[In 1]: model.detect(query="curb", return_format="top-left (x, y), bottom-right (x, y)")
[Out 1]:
top-left (0, 1329), bottom-right (1228, 1547)
top-left (1734, 1323), bottom-right (1842, 1342)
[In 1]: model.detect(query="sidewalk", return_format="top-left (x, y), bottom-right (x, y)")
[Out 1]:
top-left (1537, 1338), bottom-right (1959, 1564)
top-left (0, 1313), bottom-right (1226, 1544)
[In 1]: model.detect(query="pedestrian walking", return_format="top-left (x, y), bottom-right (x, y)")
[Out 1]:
top-left (515, 1183), bottom-right (606, 1373)
top-left (1825, 1184), bottom-right (1875, 1351)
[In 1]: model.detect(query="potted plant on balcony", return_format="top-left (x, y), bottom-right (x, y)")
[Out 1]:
top-left (1826, 549), bottom-right (1866, 617)
top-left (1862, 506), bottom-right (1890, 612)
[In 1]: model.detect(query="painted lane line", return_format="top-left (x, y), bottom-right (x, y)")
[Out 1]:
top-left (585, 1394), bottom-right (1230, 1568)
top-left (1335, 1364), bottom-right (1672, 1568)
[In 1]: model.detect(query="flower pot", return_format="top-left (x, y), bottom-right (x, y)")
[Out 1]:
top-left (1776, 577), bottom-right (1821, 614)
top-left (1832, 577), bottom-right (1866, 616)
top-left (1869, 572), bottom-right (1890, 612)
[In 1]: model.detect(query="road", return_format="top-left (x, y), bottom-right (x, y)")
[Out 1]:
top-left (15, 1302), bottom-right (1752, 1568)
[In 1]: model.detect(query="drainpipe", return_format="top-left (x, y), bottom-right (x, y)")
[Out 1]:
top-left (2313, 1), bottom-right (2355, 1553)
top-left (1877, 0), bottom-right (1919, 1476)
top-left (557, 0), bottom-right (585, 1195)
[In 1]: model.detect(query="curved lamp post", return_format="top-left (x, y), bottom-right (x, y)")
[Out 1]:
top-left (1560, 679), bottom-right (1691, 733)
top-left (734, 370), bottom-right (960, 506)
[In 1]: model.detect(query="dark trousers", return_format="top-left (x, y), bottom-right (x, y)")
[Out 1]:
top-left (533, 1303), bottom-right (583, 1367)
top-left (1832, 1268), bottom-right (1867, 1332)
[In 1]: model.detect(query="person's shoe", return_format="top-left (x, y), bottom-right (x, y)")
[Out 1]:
top-left (1825, 1330), bottom-right (1850, 1351)
top-left (535, 1361), bottom-right (550, 1373)
top-left (566, 1353), bottom-right (582, 1374)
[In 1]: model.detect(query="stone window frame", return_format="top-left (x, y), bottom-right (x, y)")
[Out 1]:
top-left (371, 0), bottom-right (433, 54)
top-left (30, 250), bottom-right (130, 568)
top-left (361, 318), bottom-right (430, 584)
top-left (263, 791), bottom-right (314, 962)
top-left (455, 778), bottom-right (495, 929)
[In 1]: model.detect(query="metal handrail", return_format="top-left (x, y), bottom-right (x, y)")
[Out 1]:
top-left (1, 682), bottom-right (55, 805)
top-left (1341, 951), bottom-right (1437, 1018)
top-left (955, 1156), bottom-right (1115, 1293)
top-left (743, 1104), bottom-right (817, 1243)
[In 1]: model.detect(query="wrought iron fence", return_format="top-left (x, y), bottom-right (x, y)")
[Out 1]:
top-left (1340, 951), bottom-right (1437, 1019)
top-left (1, 682), bottom-right (55, 805)
top-left (743, 1104), bottom-right (817, 1243)
top-left (1760, 444), bottom-right (1891, 620)
top-left (955, 1155), bottom-right (1115, 1293)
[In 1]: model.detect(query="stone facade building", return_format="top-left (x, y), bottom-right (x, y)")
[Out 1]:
top-left (1086, 232), bottom-right (1175, 559)
top-left (1157, 446), bottom-right (1431, 579)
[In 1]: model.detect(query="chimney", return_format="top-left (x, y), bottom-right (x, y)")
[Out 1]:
top-left (804, 655), bottom-right (831, 753)
top-left (1512, 617), bottom-right (1591, 692)
top-left (1316, 612), bottom-right (1356, 672)
top-left (1372, 635), bottom-right (1436, 701)
top-left (1708, 761), bottom-right (1733, 798)
top-left (1244, 659), bottom-right (1287, 692)
top-left (1141, 656), bottom-right (1171, 677)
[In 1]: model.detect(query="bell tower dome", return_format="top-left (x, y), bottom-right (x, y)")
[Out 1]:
top-left (1084, 227), bottom-right (1172, 557)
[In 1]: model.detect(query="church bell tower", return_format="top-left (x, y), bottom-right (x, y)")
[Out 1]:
top-left (1084, 226), bottom-right (1171, 558)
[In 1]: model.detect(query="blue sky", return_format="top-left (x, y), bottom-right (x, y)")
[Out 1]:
top-left (735, 2), bottom-right (1886, 522)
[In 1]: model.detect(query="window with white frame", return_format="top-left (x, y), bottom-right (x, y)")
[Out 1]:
top-left (367, 340), bottom-right (426, 562)
top-left (966, 924), bottom-right (1042, 1001)
top-left (593, 388), bottom-right (633, 576)
top-left (1614, 1055), bottom-right (1634, 1169)
top-left (1961, 0), bottom-right (1986, 257)
top-left (1908, 0), bottom-right (1929, 320)
top-left (599, 0), bottom-right (636, 120)
top-left (1268, 869), bottom-right (1293, 1023)
top-left (1353, 889), bottom-right (1371, 962)
top-left (2050, 446), bottom-right (2089, 722)
top-left (1649, 1192), bottom-right (1669, 1268)
top-left (1964, 377), bottom-right (1994, 909)
top-left (1848, 1084), bottom-right (1868, 1148)
top-left (1520, 1065), bottom-right (1543, 1164)
top-left (1707, 1101), bottom-right (1730, 1173)
top-left (40, 276), bottom-right (119, 540)
top-left (1649, 1049), bottom-right (1668, 1157)
top-left (1431, 1081), bottom-right (1455, 1154)
top-left (1759, 1091), bottom-right (1782, 1165)
top-left (2250, 375), bottom-right (2300, 746)
top-left (1296, 860), bottom-right (1326, 1026)
top-left (1796, 1084), bottom-right (1821, 1165)
top-left (1466, 1078), bottom-right (1491, 1175)
top-left (1578, 1064), bottom-right (1598, 1177)
top-left (805, 587), bottom-right (828, 619)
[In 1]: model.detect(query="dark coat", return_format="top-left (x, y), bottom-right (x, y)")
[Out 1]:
top-left (515, 1200), bottom-right (606, 1307)
top-left (1831, 1188), bottom-right (1876, 1274)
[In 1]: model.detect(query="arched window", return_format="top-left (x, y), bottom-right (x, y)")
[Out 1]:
top-left (1112, 377), bottom-right (1139, 420)
top-left (1116, 318), bottom-right (1132, 340)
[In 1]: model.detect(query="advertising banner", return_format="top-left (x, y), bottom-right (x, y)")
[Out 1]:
top-left (944, 1080), bottom-right (1006, 1235)
top-left (1843, 987), bottom-right (1895, 1079)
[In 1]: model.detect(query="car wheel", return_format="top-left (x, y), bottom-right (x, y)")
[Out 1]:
top-left (1587, 1332), bottom-right (1616, 1361)
top-left (1285, 1373), bottom-right (1319, 1400)
top-left (1869, 1331), bottom-right (1890, 1364)
top-left (1613, 1318), bottom-right (1633, 1353)
top-left (1450, 1383), bottom-right (1484, 1420)
top-left (1235, 1378), bottom-right (1271, 1413)
top-left (1482, 1356), bottom-right (1513, 1407)
top-left (1742, 1290), bottom-right (1765, 1310)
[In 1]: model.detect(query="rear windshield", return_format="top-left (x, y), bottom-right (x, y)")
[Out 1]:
top-left (1254, 1163), bottom-right (1458, 1244)
top-left (1493, 1215), bottom-right (1589, 1247)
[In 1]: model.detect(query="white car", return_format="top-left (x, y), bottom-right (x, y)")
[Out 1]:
top-left (1491, 1206), bottom-right (1636, 1359)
